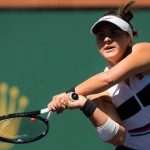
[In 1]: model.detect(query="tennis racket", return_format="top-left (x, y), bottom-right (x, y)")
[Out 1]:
top-left (0, 92), bottom-right (78, 144)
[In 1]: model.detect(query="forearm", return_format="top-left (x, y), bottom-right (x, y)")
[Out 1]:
top-left (108, 125), bottom-right (125, 147)
top-left (71, 45), bottom-right (150, 96)
top-left (87, 105), bottom-right (125, 146)
top-left (89, 107), bottom-right (108, 127)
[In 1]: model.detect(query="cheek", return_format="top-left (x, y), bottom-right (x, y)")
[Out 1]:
top-left (118, 41), bottom-right (129, 54)
top-left (98, 49), bottom-right (108, 59)
top-left (96, 39), bottom-right (104, 51)
top-left (97, 45), bottom-right (104, 56)
top-left (118, 35), bottom-right (131, 48)
top-left (96, 39), bottom-right (100, 48)
top-left (98, 48), bottom-right (103, 55)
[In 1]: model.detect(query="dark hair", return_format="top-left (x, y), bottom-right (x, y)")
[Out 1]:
top-left (103, 0), bottom-right (138, 37)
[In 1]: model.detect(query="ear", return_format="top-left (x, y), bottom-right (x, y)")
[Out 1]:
top-left (128, 37), bottom-right (133, 47)
top-left (129, 41), bottom-right (133, 47)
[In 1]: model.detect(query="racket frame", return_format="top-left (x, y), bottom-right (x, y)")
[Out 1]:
top-left (0, 108), bottom-right (50, 144)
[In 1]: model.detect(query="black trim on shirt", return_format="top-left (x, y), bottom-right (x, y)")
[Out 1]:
top-left (116, 97), bottom-right (141, 121)
top-left (137, 83), bottom-right (150, 107)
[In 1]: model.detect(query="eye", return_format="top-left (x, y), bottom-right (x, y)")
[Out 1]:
top-left (96, 32), bottom-right (105, 40)
top-left (110, 30), bottom-right (122, 37)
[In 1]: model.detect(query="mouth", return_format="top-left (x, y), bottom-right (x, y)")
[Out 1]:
top-left (104, 45), bottom-right (115, 50)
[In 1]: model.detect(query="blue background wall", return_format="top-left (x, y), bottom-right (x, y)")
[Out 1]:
top-left (0, 9), bottom-right (149, 150)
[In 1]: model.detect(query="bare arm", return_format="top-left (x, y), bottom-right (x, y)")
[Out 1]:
top-left (87, 92), bottom-right (126, 146)
top-left (75, 43), bottom-right (150, 95)
top-left (48, 91), bottom-right (125, 146)
top-left (89, 106), bottom-right (125, 146)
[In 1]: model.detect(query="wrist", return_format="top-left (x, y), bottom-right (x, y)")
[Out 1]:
top-left (80, 99), bottom-right (97, 117)
top-left (79, 97), bottom-right (87, 108)
top-left (66, 86), bottom-right (76, 93)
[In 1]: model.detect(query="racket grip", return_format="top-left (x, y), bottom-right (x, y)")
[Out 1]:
top-left (70, 92), bottom-right (79, 100)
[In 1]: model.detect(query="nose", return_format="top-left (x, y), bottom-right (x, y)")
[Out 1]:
top-left (104, 37), bottom-right (112, 44)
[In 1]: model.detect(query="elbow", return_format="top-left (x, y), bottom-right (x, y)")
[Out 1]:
top-left (112, 134), bottom-right (126, 147)
top-left (108, 126), bottom-right (126, 147)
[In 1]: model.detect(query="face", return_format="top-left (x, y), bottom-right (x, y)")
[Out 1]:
top-left (95, 22), bottom-right (132, 65)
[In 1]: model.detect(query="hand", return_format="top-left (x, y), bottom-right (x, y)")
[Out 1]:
top-left (65, 92), bottom-right (87, 109)
top-left (47, 92), bottom-right (87, 113)
top-left (48, 92), bottom-right (67, 113)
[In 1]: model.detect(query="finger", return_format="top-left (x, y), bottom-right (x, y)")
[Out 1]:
top-left (48, 103), bottom-right (56, 111)
top-left (56, 109), bottom-right (65, 114)
top-left (56, 104), bottom-right (66, 114)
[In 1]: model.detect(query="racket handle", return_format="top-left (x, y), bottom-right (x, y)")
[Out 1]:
top-left (70, 92), bottom-right (79, 100)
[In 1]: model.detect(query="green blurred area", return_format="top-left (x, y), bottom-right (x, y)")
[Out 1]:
top-left (0, 9), bottom-right (149, 150)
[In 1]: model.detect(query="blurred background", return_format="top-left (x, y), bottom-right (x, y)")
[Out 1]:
top-left (0, 0), bottom-right (149, 150)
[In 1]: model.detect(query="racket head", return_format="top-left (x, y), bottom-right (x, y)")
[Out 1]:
top-left (0, 112), bottom-right (49, 144)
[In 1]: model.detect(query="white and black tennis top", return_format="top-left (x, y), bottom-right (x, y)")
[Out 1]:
top-left (105, 67), bottom-right (150, 149)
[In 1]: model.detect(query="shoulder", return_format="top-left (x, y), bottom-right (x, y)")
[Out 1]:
top-left (132, 42), bottom-right (150, 74)
top-left (132, 42), bottom-right (150, 52)
top-left (130, 42), bottom-right (150, 62)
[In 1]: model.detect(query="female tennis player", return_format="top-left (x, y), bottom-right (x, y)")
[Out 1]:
top-left (48, 0), bottom-right (150, 149)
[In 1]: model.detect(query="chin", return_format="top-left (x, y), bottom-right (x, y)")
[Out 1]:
top-left (104, 54), bottom-right (120, 63)
top-left (104, 54), bottom-right (117, 59)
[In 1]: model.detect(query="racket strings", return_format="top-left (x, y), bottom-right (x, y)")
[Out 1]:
top-left (0, 117), bottom-right (48, 142)
top-left (0, 118), bottom-right (20, 138)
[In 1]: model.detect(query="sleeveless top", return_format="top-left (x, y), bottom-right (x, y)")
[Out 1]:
top-left (105, 67), bottom-right (150, 150)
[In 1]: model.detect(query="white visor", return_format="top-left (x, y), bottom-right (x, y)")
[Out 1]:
top-left (90, 15), bottom-right (133, 38)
